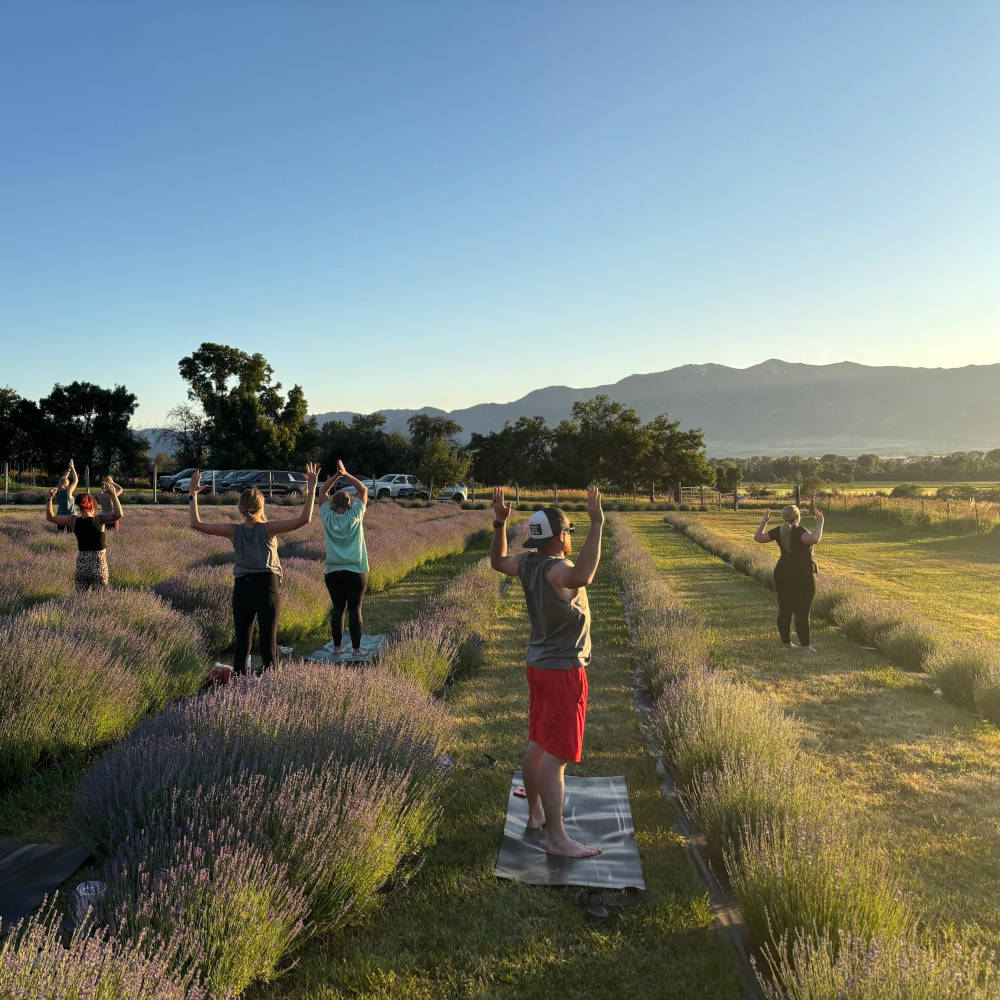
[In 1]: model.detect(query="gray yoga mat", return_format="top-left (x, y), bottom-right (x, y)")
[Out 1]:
top-left (307, 633), bottom-right (387, 663)
top-left (0, 839), bottom-right (92, 924)
top-left (495, 772), bottom-right (646, 890)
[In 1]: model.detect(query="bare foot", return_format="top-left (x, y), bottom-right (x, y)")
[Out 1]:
top-left (332, 646), bottom-right (343, 654)
top-left (545, 833), bottom-right (601, 858)
top-left (526, 804), bottom-right (546, 830)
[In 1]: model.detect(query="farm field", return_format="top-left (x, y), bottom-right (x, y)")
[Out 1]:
top-left (624, 511), bottom-right (1000, 946)
top-left (670, 509), bottom-right (1000, 642)
top-left (0, 504), bottom-right (744, 999)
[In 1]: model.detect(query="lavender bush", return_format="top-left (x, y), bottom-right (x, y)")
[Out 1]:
top-left (651, 670), bottom-right (801, 789)
top-left (0, 901), bottom-right (213, 999)
top-left (728, 815), bottom-right (910, 957)
top-left (684, 750), bottom-right (818, 862)
top-left (0, 619), bottom-right (145, 785)
top-left (75, 663), bottom-right (451, 994)
top-left (21, 589), bottom-right (207, 704)
top-left (759, 931), bottom-right (998, 1000)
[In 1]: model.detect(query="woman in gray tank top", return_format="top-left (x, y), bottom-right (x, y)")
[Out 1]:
top-left (188, 464), bottom-right (319, 675)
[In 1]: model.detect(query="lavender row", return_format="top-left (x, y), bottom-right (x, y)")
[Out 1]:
top-left (0, 590), bottom-right (207, 786)
top-left (70, 662), bottom-right (451, 995)
top-left (608, 517), bottom-right (993, 998)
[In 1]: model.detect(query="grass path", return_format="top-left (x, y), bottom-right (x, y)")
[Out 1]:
top-left (681, 509), bottom-right (1000, 641)
top-left (627, 512), bottom-right (1000, 945)
top-left (249, 562), bottom-right (744, 999)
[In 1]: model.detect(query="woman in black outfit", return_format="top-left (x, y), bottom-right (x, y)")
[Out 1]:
top-left (46, 480), bottom-right (124, 590)
top-left (754, 504), bottom-right (824, 651)
top-left (188, 464), bottom-right (319, 674)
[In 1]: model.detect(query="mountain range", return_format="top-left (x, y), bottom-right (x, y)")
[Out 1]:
top-left (137, 361), bottom-right (1000, 459)
top-left (308, 360), bottom-right (1000, 457)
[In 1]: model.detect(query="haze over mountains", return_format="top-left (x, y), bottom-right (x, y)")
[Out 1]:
top-left (138, 361), bottom-right (1000, 459)
top-left (310, 361), bottom-right (1000, 457)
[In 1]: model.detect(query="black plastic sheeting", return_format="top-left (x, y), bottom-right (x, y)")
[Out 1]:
top-left (0, 839), bottom-right (91, 924)
top-left (494, 772), bottom-right (646, 890)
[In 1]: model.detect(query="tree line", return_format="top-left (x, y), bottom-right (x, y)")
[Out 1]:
top-left (715, 451), bottom-right (1000, 486)
top-left (2, 341), bottom-right (715, 493)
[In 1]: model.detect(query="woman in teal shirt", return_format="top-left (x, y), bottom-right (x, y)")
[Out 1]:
top-left (319, 460), bottom-right (369, 659)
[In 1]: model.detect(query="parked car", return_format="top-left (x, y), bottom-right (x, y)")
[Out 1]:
top-left (157, 468), bottom-right (196, 492)
top-left (324, 476), bottom-right (375, 498)
top-left (374, 473), bottom-right (426, 500)
top-left (220, 470), bottom-right (308, 497)
top-left (435, 483), bottom-right (468, 503)
top-left (175, 469), bottom-right (227, 494)
top-left (398, 482), bottom-right (431, 501)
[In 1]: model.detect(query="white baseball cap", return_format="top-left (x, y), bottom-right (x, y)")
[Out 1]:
top-left (522, 507), bottom-right (573, 548)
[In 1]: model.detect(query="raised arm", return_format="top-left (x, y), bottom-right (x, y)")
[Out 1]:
top-left (753, 508), bottom-right (773, 543)
top-left (489, 487), bottom-right (522, 577)
top-left (548, 485), bottom-right (604, 590)
top-left (98, 477), bottom-right (124, 525)
top-left (66, 460), bottom-right (78, 495)
top-left (188, 470), bottom-right (235, 539)
top-left (800, 507), bottom-right (825, 546)
top-left (267, 463), bottom-right (321, 536)
top-left (46, 487), bottom-right (76, 527)
top-left (335, 460), bottom-right (368, 505)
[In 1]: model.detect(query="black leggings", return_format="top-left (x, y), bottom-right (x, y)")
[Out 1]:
top-left (232, 572), bottom-right (280, 673)
top-left (324, 571), bottom-right (367, 649)
top-left (773, 567), bottom-right (815, 646)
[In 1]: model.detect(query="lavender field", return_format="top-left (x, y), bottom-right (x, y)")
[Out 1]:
top-left (0, 502), bottom-right (517, 997)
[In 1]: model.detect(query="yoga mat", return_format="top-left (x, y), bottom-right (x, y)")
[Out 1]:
top-left (0, 839), bottom-right (92, 924)
top-left (307, 633), bottom-right (387, 663)
top-left (495, 772), bottom-right (646, 890)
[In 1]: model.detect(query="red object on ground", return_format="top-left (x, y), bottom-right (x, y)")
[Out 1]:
top-left (525, 665), bottom-right (587, 762)
top-left (207, 664), bottom-right (234, 685)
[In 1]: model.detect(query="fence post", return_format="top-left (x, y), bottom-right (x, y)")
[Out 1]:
top-left (649, 481), bottom-right (654, 504)
top-left (553, 483), bottom-right (557, 505)
top-left (699, 485), bottom-right (705, 507)
top-left (733, 487), bottom-right (738, 511)
top-left (515, 482), bottom-right (520, 507)
top-left (674, 483), bottom-right (681, 504)
top-left (211, 470), bottom-right (216, 495)
top-left (153, 463), bottom-right (158, 503)
top-left (85, 465), bottom-right (91, 491)
top-left (946, 501), bottom-right (950, 526)
top-left (3, 461), bottom-right (7, 501)
top-left (794, 483), bottom-right (801, 505)
top-left (975, 498), bottom-right (980, 533)
top-left (268, 470), bottom-right (273, 499)
top-left (470, 478), bottom-right (476, 502)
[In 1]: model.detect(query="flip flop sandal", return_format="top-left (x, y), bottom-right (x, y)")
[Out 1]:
top-left (513, 785), bottom-right (527, 798)
top-left (604, 887), bottom-right (656, 911)
top-left (573, 889), bottom-right (610, 921)
top-left (471, 753), bottom-right (497, 771)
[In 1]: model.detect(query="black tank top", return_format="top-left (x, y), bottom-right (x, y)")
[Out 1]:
top-left (74, 516), bottom-right (107, 552)
top-left (768, 524), bottom-right (812, 573)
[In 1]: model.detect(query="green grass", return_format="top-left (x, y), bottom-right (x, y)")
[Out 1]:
top-left (675, 509), bottom-right (1000, 641)
top-left (627, 512), bottom-right (1000, 947)
top-left (247, 561), bottom-right (743, 999)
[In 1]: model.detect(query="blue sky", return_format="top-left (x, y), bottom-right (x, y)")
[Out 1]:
top-left (2, 1), bottom-right (997, 427)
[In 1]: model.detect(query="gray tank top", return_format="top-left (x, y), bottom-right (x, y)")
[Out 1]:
top-left (517, 553), bottom-right (591, 670)
top-left (232, 521), bottom-right (281, 578)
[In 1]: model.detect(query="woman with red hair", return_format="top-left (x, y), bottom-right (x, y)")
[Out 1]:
top-left (46, 476), bottom-right (124, 591)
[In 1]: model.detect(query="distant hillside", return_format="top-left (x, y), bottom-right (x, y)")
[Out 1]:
top-left (311, 360), bottom-right (1000, 457)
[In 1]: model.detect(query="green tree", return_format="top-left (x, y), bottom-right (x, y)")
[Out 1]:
top-left (418, 437), bottom-right (470, 495)
top-left (40, 381), bottom-right (145, 475)
top-left (178, 343), bottom-right (310, 467)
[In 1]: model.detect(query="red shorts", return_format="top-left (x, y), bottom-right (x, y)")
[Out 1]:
top-left (526, 665), bottom-right (588, 762)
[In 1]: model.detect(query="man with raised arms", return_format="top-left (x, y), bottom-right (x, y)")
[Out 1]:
top-left (489, 484), bottom-right (604, 859)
